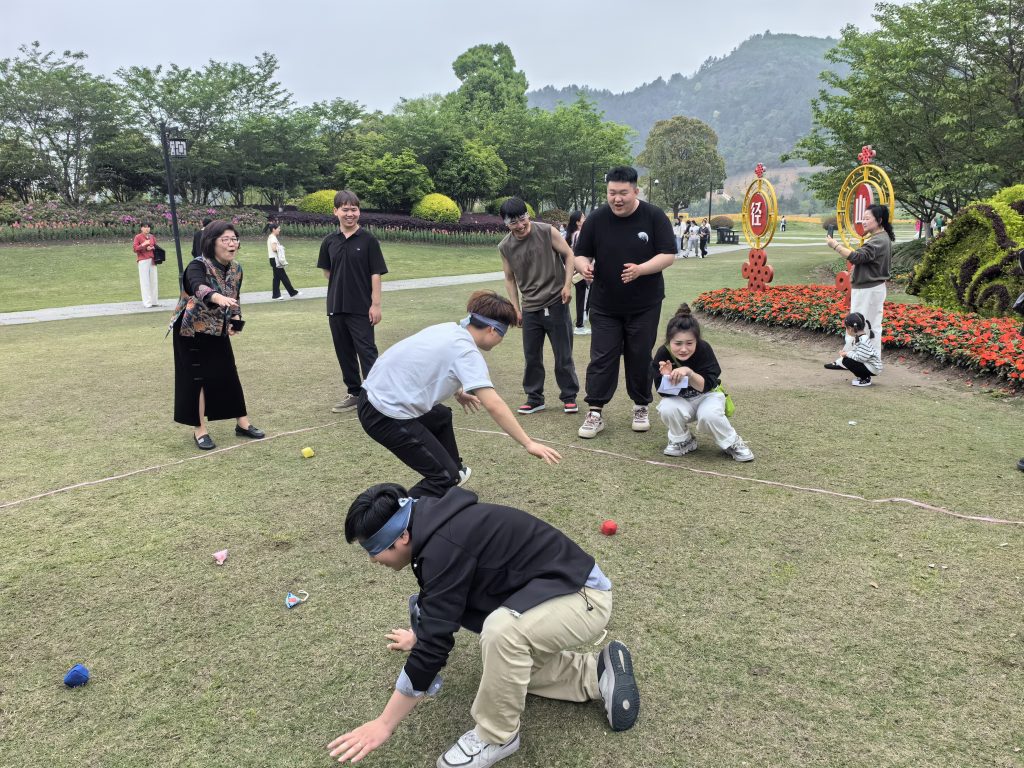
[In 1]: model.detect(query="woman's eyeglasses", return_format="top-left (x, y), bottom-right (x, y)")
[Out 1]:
top-left (218, 237), bottom-right (240, 244)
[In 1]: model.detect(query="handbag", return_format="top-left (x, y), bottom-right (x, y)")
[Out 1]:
top-left (713, 383), bottom-right (736, 417)
top-left (152, 245), bottom-right (166, 265)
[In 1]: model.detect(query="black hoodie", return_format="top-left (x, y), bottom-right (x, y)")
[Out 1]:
top-left (403, 487), bottom-right (597, 692)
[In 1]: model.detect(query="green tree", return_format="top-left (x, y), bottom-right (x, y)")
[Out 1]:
top-left (0, 43), bottom-right (121, 204)
top-left (0, 128), bottom-right (50, 202)
top-left (88, 127), bottom-right (162, 202)
top-left (117, 53), bottom-right (292, 203)
top-left (636, 116), bottom-right (725, 217)
top-left (786, 0), bottom-right (1024, 225)
top-left (337, 149), bottom-right (434, 212)
top-left (449, 43), bottom-right (528, 123)
top-left (434, 139), bottom-right (508, 210)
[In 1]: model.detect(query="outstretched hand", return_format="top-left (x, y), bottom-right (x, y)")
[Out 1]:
top-left (327, 720), bottom-right (393, 764)
top-left (526, 441), bottom-right (561, 465)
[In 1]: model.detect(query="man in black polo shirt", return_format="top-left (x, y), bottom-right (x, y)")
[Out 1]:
top-left (573, 166), bottom-right (676, 438)
top-left (317, 190), bottom-right (388, 413)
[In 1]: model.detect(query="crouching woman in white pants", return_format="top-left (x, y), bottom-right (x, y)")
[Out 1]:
top-left (653, 304), bottom-right (754, 462)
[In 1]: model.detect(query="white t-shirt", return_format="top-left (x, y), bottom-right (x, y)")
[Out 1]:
top-left (364, 322), bottom-right (494, 419)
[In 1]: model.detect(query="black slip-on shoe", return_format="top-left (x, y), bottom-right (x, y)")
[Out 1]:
top-left (235, 424), bottom-right (265, 439)
top-left (194, 433), bottom-right (216, 450)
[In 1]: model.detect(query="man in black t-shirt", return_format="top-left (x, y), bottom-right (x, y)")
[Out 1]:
top-left (191, 217), bottom-right (213, 259)
top-left (573, 166), bottom-right (676, 438)
top-left (317, 190), bottom-right (388, 413)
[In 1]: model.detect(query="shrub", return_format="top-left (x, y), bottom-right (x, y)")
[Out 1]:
top-left (411, 193), bottom-right (461, 225)
top-left (891, 238), bottom-right (928, 275)
top-left (710, 215), bottom-right (734, 230)
top-left (485, 197), bottom-right (535, 218)
top-left (538, 208), bottom-right (568, 225)
top-left (907, 185), bottom-right (1024, 316)
top-left (821, 214), bottom-right (838, 231)
top-left (297, 190), bottom-right (338, 216)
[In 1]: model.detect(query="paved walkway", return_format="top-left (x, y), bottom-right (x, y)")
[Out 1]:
top-left (0, 241), bottom-right (831, 326)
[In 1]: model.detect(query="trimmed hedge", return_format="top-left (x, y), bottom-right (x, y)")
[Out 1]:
top-left (907, 185), bottom-right (1024, 316)
top-left (412, 193), bottom-right (461, 225)
top-left (297, 190), bottom-right (338, 216)
top-left (710, 215), bottom-right (734, 230)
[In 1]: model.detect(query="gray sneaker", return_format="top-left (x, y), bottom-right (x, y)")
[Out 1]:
top-left (724, 437), bottom-right (754, 462)
top-left (578, 410), bottom-right (604, 438)
top-left (597, 641), bottom-right (640, 731)
top-left (331, 394), bottom-right (359, 413)
top-left (663, 433), bottom-right (698, 457)
top-left (437, 729), bottom-right (520, 768)
top-left (631, 404), bottom-right (650, 432)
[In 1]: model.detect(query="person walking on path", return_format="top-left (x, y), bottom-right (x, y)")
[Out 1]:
top-left (133, 222), bottom-right (159, 308)
top-left (825, 203), bottom-right (893, 358)
top-left (573, 166), bottom-right (676, 438)
top-left (498, 197), bottom-right (580, 415)
top-left (357, 290), bottom-right (561, 499)
top-left (266, 223), bottom-right (300, 300)
top-left (169, 221), bottom-right (264, 450)
top-left (328, 482), bottom-right (639, 767)
top-left (317, 190), bottom-right (387, 413)
top-left (566, 210), bottom-right (592, 335)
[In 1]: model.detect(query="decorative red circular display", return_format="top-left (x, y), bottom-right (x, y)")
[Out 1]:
top-left (748, 191), bottom-right (769, 237)
top-left (853, 183), bottom-right (875, 237)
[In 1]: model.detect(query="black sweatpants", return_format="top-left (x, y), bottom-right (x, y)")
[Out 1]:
top-left (329, 313), bottom-right (378, 395)
top-left (357, 393), bottom-right (463, 499)
top-left (574, 282), bottom-right (590, 327)
top-left (584, 303), bottom-right (662, 408)
top-left (841, 357), bottom-right (874, 379)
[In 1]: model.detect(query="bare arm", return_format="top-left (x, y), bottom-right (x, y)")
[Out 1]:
top-left (621, 252), bottom-right (676, 284)
top-left (369, 274), bottom-right (382, 325)
top-left (550, 229), bottom-right (575, 303)
top-left (500, 256), bottom-right (523, 326)
top-left (327, 689), bottom-right (421, 763)
top-left (474, 387), bottom-right (561, 464)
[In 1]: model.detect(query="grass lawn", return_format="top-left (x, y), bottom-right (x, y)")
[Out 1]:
top-left (0, 238), bottom-right (501, 312)
top-left (1, 243), bottom-right (1022, 767)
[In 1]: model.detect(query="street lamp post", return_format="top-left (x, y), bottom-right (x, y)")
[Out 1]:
top-left (159, 121), bottom-right (187, 289)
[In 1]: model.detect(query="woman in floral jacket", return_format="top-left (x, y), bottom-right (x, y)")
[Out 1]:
top-left (170, 220), bottom-right (264, 450)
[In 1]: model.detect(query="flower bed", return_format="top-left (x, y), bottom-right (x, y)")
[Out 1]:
top-left (0, 201), bottom-right (507, 246)
top-left (693, 285), bottom-right (1024, 386)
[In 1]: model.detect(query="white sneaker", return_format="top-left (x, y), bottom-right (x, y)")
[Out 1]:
top-left (573, 326), bottom-right (591, 335)
top-left (631, 405), bottom-right (650, 432)
top-left (578, 410), bottom-right (604, 439)
top-left (598, 641), bottom-right (640, 731)
top-left (663, 433), bottom-right (697, 457)
top-left (724, 437), bottom-right (755, 462)
top-left (437, 729), bottom-right (520, 768)
top-left (851, 377), bottom-right (873, 387)
top-left (458, 465), bottom-right (472, 487)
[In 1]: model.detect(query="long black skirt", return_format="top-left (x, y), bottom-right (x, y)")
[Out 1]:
top-left (173, 325), bottom-right (247, 427)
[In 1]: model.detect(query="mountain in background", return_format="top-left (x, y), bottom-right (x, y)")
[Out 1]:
top-left (528, 32), bottom-right (841, 176)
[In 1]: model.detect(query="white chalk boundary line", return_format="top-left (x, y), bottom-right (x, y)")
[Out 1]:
top-left (1, 418), bottom-right (1020, 527)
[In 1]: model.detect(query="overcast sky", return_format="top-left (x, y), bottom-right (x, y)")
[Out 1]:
top-left (5, 0), bottom-right (890, 112)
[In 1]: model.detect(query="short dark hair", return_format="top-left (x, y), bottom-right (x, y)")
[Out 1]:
top-left (345, 483), bottom-right (409, 544)
top-left (334, 189), bottom-right (360, 209)
top-left (202, 217), bottom-right (213, 227)
top-left (140, 222), bottom-right (152, 229)
top-left (606, 166), bottom-right (638, 185)
top-left (201, 220), bottom-right (239, 259)
top-left (498, 197), bottom-right (528, 219)
top-left (467, 289), bottom-right (517, 328)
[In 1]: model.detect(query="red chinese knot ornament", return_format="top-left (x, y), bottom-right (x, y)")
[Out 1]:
top-left (742, 249), bottom-right (774, 291)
